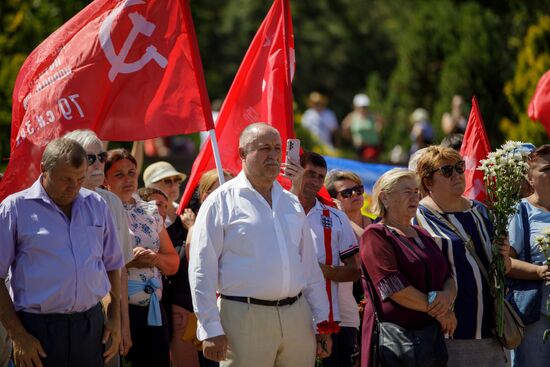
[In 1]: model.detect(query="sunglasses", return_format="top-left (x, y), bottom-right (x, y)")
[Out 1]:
top-left (87, 152), bottom-right (107, 165)
top-left (161, 177), bottom-right (183, 186)
top-left (337, 185), bottom-right (364, 199)
top-left (431, 160), bottom-right (465, 178)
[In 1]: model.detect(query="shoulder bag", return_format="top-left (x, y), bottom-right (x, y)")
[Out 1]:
top-left (505, 201), bottom-right (543, 325)
top-left (421, 203), bottom-right (525, 349)
top-left (362, 226), bottom-right (448, 367)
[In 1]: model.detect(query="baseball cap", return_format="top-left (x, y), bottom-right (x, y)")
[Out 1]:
top-left (143, 161), bottom-right (186, 187)
top-left (353, 94), bottom-right (370, 108)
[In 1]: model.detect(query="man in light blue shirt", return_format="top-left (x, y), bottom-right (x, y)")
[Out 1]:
top-left (0, 138), bottom-right (124, 367)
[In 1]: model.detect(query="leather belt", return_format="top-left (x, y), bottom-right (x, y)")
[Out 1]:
top-left (220, 292), bottom-right (302, 307)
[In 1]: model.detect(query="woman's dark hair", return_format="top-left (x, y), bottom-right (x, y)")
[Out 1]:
top-left (105, 148), bottom-right (137, 174)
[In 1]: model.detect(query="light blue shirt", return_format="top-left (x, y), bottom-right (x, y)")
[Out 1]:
top-left (509, 199), bottom-right (550, 315)
top-left (0, 177), bottom-right (124, 313)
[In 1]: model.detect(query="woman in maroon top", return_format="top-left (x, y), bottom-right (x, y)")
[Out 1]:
top-left (360, 168), bottom-right (457, 366)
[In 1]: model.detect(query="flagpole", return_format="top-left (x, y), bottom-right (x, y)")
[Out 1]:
top-left (209, 129), bottom-right (225, 186)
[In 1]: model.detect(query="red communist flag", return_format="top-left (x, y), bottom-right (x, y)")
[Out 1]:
top-left (0, 0), bottom-right (213, 201)
top-left (460, 96), bottom-right (491, 202)
top-left (528, 69), bottom-right (550, 137)
top-left (178, 0), bottom-right (295, 211)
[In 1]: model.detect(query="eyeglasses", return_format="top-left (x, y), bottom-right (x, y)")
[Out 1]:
top-left (87, 152), bottom-right (107, 165)
top-left (337, 185), bottom-right (364, 199)
top-left (161, 177), bottom-right (183, 186)
top-left (431, 160), bottom-right (465, 178)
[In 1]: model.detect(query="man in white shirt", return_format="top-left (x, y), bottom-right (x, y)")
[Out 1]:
top-left (188, 123), bottom-right (331, 366)
top-left (289, 151), bottom-right (360, 367)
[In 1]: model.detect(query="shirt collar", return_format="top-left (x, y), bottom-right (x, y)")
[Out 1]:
top-left (236, 171), bottom-right (283, 207)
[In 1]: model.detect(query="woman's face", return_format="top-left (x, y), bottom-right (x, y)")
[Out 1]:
top-left (528, 153), bottom-right (550, 199)
top-left (424, 159), bottom-right (466, 199)
top-left (82, 141), bottom-right (106, 190)
top-left (333, 179), bottom-right (364, 213)
top-left (104, 159), bottom-right (138, 203)
top-left (384, 177), bottom-right (420, 219)
top-left (151, 175), bottom-right (182, 202)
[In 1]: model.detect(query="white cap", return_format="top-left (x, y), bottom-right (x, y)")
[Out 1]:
top-left (353, 94), bottom-right (370, 107)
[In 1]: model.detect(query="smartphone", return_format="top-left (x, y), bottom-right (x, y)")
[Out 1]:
top-left (286, 138), bottom-right (300, 165)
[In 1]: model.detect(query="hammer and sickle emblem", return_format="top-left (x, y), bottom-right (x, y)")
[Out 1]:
top-left (99, 0), bottom-right (168, 82)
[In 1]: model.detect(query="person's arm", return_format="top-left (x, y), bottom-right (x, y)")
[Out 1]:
top-left (119, 270), bottom-right (132, 356)
top-left (188, 198), bottom-right (227, 361)
top-left (103, 269), bottom-right (121, 363)
top-left (319, 256), bottom-right (360, 282)
top-left (130, 141), bottom-right (144, 174)
top-left (0, 281), bottom-right (46, 367)
top-left (508, 257), bottom-right (550, 281)
top-left (281, 158), bottom-right (304, 196)
top-left (154, 227), bottom-right (179, 276)
top-left (185, 225), bottom-right (194, 261)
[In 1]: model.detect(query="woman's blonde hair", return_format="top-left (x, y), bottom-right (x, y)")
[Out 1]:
top-left (415, 145), bottom-right (463, 192)
top-left (198, 169), bottom-right (233, 201)
top-left (371, 168), bottom-right (418, 218)
top-left (324, 170), bottom-right (362, 198)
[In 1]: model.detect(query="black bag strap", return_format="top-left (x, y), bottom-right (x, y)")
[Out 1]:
top-left (518, 201), bottom-right (531, 263)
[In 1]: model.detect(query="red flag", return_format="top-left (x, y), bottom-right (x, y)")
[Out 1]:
top-left (528, 69), bottom-right (550, 137)
top-left (460, 97), bottom-right (491, 202)
top-left (178, 0), bottom-right (295, 211)
top-left (1, 0), bottom-right (213, 201)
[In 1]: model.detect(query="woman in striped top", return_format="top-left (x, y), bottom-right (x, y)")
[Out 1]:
top-left (414, 145), bottom-right (511, 367)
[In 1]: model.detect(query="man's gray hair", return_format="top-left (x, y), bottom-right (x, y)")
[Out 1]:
top-left (63, 129), bottom-right (103, 149)
top-left (238, 123), bottom-right (279, 151)
top-left (41, 138), bottom-right (87, 172)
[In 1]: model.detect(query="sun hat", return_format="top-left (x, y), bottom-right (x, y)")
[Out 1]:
top-left (143, 161), bottom-right (186, 187)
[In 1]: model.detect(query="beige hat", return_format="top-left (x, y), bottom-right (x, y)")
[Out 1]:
top-left (143, 161), bottom-right (186, 186)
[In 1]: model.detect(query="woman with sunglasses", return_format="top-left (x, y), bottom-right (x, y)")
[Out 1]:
top-left (104, 149), bottom-right (179, 367)
top-left (415, 145), bottom-right (511, 367)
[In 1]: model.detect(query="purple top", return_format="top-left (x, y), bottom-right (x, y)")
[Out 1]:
top-left (0, 177), bottom-right (124, 313)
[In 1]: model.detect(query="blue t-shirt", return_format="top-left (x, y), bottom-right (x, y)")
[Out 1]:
top-left (508, 199), bottom-right (550, 315)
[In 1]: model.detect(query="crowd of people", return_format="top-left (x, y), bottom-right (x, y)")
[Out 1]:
top-left (0, 123), bottom-right (549, 367)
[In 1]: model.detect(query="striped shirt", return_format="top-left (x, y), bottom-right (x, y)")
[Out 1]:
top-left (415, 200), bottom-right (495, 339)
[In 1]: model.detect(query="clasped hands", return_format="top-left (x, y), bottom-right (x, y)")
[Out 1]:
top-left (427, 290), bottom-right (457, 336)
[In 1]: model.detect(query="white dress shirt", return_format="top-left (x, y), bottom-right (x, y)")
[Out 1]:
top-left (189, 171), bottom-right (329, 340)
top-left (306, 200), bottom-right (358, 322)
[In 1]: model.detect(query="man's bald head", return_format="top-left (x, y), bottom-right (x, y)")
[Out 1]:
top-left (239, 123), bottom-right (280, 154)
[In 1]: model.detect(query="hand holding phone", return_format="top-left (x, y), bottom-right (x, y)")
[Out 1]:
top-left (286, 139), bottom-right (300, 165)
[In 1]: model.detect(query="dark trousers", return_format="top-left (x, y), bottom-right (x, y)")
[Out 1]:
top-left (17, 303), bottom-right (104, 367)
top-left (322, 326), bottom-right (359, 367)
top-left (125, 304), bottom-right (170, 367)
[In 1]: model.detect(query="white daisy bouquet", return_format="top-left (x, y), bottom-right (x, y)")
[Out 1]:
top-left (478, 141), bottom-right (530, 337)
top-left (535, 229), bottom-right (550, 342)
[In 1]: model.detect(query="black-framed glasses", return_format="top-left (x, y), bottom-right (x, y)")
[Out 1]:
top-left (87, 152), bottom-right (107, 165)
top-left (431, 160), bottom-right (465, 178)
top-left (337, 185), bottom-right (364, 199)
top-left (162, 177), bottom-right (183, 186)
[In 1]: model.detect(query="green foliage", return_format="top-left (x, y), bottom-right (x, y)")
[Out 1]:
top-left (1, 0), bottom-right (550, 171)
top-left (500, 15), bottom-right (550, 145)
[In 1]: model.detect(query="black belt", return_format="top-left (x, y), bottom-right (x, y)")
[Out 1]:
top-left (220, 292), bottom-right (302, 307)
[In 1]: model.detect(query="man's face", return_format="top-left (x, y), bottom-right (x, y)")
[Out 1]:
top-left (300, 163), bottom-right (327, 199)
top-left (42, 160), bottom-right (87, 207)
top-left (241, 129), bottom-right (282, 183)
top-left (83, 141), bottom-right (107, 190)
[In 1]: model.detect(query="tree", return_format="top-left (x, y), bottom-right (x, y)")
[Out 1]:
top-left (500, 15), bottom-right (550, 145)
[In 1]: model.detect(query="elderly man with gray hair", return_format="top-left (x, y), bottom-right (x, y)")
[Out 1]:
top-left (0, 138), bottom-right (124, 367)
top-left (189, 123), bottom-right (331, 366)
